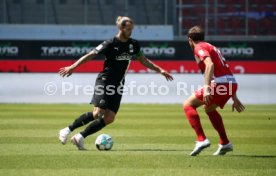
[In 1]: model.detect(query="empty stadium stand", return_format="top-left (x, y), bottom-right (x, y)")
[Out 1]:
top-left (0, 0), bottom-right (275, 36)
top-left (177, 0), bottom-right (276, 35)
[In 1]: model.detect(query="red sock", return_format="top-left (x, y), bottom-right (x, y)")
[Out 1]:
top-left (207, 110), bottom-right (229, 145)
top-left (184, 105), bottom-right (206, 141)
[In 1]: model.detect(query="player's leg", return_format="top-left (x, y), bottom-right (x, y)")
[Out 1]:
top-left (183, 93), bottom-right (211, 156)
top-left (59, 77), bottom-right (104, 145)
top-left (205, 104), bottom-right (230, 145)
top-left (71, 92), bottom-right (120, 150)
top-left (205, 105), bottom-right (233, 155)
top-left (70, 79), bottom-right (122, 150)
top-left (183, 94), bottom-right (206, 141)
top-left (80, 108), bottom-right (116, 138)
top-left (58, 112), bottom-right (94, 144)
top-left (205, 83), bottom-right (237, 155)
top-left (71, 107), bottom-right (115, 150)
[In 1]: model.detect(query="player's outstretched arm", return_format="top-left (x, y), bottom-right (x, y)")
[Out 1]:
top-left (137, 54), bottom-right (173, 81)
top-left (59, 50), bottom-right (97, 77)
top-left (232, 93), bottom-right (245, 113)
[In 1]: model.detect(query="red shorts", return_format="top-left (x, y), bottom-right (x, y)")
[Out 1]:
top-left (195, 83), bottom-right (238, 109)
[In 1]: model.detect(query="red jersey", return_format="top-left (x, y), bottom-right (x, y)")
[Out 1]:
top-left (194, 42), bottom-right (233, 78)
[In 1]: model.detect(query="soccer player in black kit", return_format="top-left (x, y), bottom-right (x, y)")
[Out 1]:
top-left (58, 16), bottom-right (173, 150)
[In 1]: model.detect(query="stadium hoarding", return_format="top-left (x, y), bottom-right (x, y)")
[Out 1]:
top-left (0, 40), bottom-right (185, 60)
top-left (1, 40), bottom-right (275, 60)
top-left (0, 40), bottom-right (276, 73)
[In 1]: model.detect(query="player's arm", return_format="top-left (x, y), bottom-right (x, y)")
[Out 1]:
top-left (137, 53), bottom-right (173, 81)
top-left (59, 50), bottom-right (97, 77)
top-left (203, 56), bottom-right (214, 104)
top-left (232, 93), bottom-right (245, 113)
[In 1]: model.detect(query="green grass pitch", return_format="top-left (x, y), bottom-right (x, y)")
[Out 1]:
top-left (0, 104), bottom-right (276, 176)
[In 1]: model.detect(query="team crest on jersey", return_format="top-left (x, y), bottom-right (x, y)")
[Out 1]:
top-left (198, 50), bottom-right (204, 56)
top-left (129, 44), bottom-right (134, 53)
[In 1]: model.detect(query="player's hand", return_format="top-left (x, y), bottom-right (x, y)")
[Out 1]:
top-left (160, 70), bottom-right (174, 81)
top-left (232, 98), bottom-right (245, 113)
top-left (203, 85), bottom-right (213, 105)
top-left (59, 66), bottom-right (74, 77)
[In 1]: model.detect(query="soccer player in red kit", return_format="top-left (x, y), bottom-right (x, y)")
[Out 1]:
top-left (184, 26), bottom-right (245, 156)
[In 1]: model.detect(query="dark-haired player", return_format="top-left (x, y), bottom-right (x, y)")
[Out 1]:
top-left (58, 16), bottom-right (173, 150)
top-left (183, 26), bottom-right (245, 156)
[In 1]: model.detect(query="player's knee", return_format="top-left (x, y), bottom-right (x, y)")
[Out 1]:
top-left (183, 100), bottom-right (192, 110)
top-left (103, 114), bottom-right (115, 125)
top-left (204, 105), bottom-right (217, 113)
top-left (93, 109), bottom-right (105, 119)
top-left (205, 108), bottom-right (215, 113)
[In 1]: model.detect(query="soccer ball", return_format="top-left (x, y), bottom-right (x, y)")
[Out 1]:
top-left (95, 134), bottom-right (113, 150)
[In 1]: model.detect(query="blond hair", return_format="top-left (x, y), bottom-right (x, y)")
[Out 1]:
top-left (116, 16), bottom-right (133, 27)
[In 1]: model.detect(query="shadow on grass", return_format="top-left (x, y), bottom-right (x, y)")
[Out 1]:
top-left (115, 149), bottom-right (190, 152)
top-left (67, 148), bottom-right (190, 152)
top-left (232, 155), bottom-right (276, 158)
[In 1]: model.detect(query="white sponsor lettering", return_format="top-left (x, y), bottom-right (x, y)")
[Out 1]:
top-left (0, 46), bottom-right (18, 56)
top-left (141, 47), bottom-right (175, 56)
top-left (219, 47), bottom-right (254, 57)
top-left (41, 46), bottom-right (93, 56)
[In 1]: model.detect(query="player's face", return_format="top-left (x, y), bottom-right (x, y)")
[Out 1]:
top-left (122, 22), bottom-right (133, 39)
top-left (188, 37), bottom-right (194, 50)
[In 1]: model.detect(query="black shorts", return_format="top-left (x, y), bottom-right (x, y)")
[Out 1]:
top-left (90, 77), bottom-right (124, 114)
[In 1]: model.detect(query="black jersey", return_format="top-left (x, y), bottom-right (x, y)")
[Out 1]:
top-left (93, 37), bottom-right (140, 84)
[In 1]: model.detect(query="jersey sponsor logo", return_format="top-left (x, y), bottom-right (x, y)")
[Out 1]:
top-left (116, 52), bottom-right (132, 61)
top-left (0, 42), bottom-right (19, 56)
top-left (114, 47), bottom-right (119, 51)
